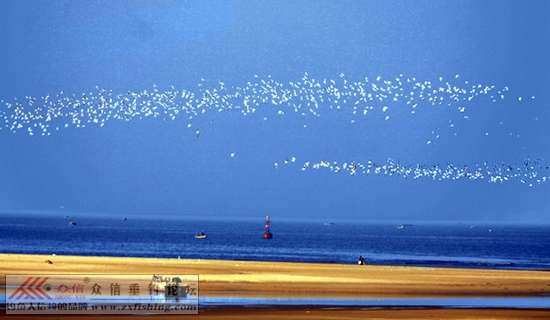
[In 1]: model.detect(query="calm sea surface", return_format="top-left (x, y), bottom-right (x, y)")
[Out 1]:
top-left (1, 215), bottom-right (549, 270)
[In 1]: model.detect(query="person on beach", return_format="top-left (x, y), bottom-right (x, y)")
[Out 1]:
top-left (357, 256), bottom-right (365, 265)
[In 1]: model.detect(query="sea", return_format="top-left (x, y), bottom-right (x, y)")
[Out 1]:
top-left (1, 215), bottom-right (549, 271)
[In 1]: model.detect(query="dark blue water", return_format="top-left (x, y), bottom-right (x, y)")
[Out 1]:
top-left (1, 215), bottom-right (549, 270)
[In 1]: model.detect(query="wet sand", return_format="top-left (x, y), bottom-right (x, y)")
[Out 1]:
top-left (0, 308), bottom-right (550, 320)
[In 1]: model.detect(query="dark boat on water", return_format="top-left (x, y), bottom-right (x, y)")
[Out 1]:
top-left (194, 231), bottom-right (207, 239)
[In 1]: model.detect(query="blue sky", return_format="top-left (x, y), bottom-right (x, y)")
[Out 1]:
top-left (1, 0), bottom-right (549, 222)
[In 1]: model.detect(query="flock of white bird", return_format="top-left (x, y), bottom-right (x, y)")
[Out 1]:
top-left (275, 157), bottom-right (549, 187)
top-left (0, 72), bottom-right (544, 185)
top-left (0, 73), bottom-right (522, 136)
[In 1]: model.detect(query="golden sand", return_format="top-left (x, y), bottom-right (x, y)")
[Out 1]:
top-left (1, 253), bottom-right (550, 319)
top-left (1, 253), bottom-right (549, 297)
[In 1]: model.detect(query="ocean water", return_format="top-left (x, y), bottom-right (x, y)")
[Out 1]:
top-left (1, 215), bottom-right (549, 270)
top-left (200, 297), bottom-right (550, 309)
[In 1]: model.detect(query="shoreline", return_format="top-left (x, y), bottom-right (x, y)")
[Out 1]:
top-left (1, 250), bottom-right (548, 272)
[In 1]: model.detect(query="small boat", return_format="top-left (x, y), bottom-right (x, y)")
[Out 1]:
top-left (65, 216), bottom-right (77, 226)
top-left (194, 232), bottom-right (207, 239)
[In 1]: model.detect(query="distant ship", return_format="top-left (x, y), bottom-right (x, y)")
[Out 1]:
top-left (194, 231), bottom-right (207, 239)
top-left (263, 215), bottom-right (273, 239)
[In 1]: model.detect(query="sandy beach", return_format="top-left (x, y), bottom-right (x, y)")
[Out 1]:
top-left (1, 253), bottom-right (549, 319)
top-left (1, 253), bottom-right (549, 297)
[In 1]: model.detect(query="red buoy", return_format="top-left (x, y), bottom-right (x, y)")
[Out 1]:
top-left (262, 215), bottom-right (273, 239)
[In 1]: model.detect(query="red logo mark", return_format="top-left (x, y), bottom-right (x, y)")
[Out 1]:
top-left (9, 277), bottom-right (51, 300)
